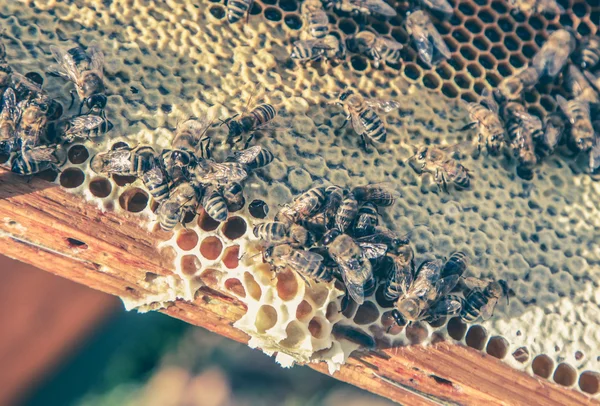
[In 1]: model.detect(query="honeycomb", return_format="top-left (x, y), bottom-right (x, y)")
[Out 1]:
top-left (3, 0), bottom-right (600, 396)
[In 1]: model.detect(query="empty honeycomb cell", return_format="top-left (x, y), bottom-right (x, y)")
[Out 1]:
top-left (177, 229), bottom-right (199, 251)
top-left (449, 54), bottom-right (466, 71)
top-left (325, 302), bottom-right (337, 321)
top-left (284, 13), bottom-right (302, 30)
top-left (208, 5), bottom-right (225, 19)
top-left (278, 0), bottom-right (297, 12)
top-left (119, 188), bottom-right (149, 213)
top-left (486, 336), bottom-right (509, 359)
top-left (371, 21), bottom-right (389, 35)
top-left (353, 301), bottom-right (380, 325)
top-left (112, 174), bottom-right (137, 187)
top-left (296, 300), bottom-right (313, 321)
top-left (181, 255), bottom-right (201, 276)
top-left (473, 81), bottom-right (486, 95)
top-left (532, 354), bottom-right (555, 379)
top-left (276, 269), bottom-right (299, 301)
top-left (89, 177), bottom-right (112, 198)
top-left (332, 324), bottom-right (375, 348)
top-left (465, 325), bottom-right (488, 350)
top-left (497, 62), bottom-right (512, 78)
top-left (350, 55), bottom-right (368, 72)
top-left (422, 73), bottom-right (441, 90)
top-left (248, 200), bottom-right (269, 219)
top-left (486, 72), bottom-right (502, 87)
top-left (59, 168), bottom-right (85, 189)
top-left (523, 91), bottom-right (538, 104)
top-left (465, 18), bottom-right (484, 34)
top-left (460, 45), bottom-right (478, 61)
top-left (338, 18), bottom-right (357, 35)
top-left (503, 34), bottom-right (520, 52)
top-left (467, 63), bottom-right (484, 78)
top-left (497, 16), bottom-right (514, 33)
top-left (390, 27), bottom-right (408, 44)
top-left (403, 63), bottom-right (422, 81)
top-left (472, 36), bottom-right (490, 51)
top-left (243, 272), bottom-right (262, 301)
top-left (199, 236), bottom-right (223, 260)
top-left (540, 96), bottom-right (556, 112)
top-left (405, 322), bottom-right (428, 345)
top-left (222, 245), bottom-right (240, 269)
top-left (490, 44), bottom-right (508, 60)
top-left (222, 216), bottom-right (247, 240)
top-left (197, 209), bottom-right (220, 231)
top-left (512, 346), bottom-right (530, 363)
top-left (67, 145), bottom-right (89, 164)
top-left (452, 27), bottom-right (471, 43)
top-left (577, 22), bottom-right (592, 36)
top-left (225, 278), bottom-right (246, 298)
top-left (484, 26), bottom-right (502, 42)
top-left (458, 2), bottom-right (476, 16)
top-left (478, 53), bottom-right (495, 70)
top-left (559, 14), bottom-right (574, 28)
top-left (435, 63), bottom-right (454, 80)
top-left (308, 317), bottom-right (327, 339)
top-left (447, 317), bottom-right (468, 340)
top-left (508, 53), bottom-right (526, 69)
top-left (461, 91), bottom-right (478, 103)
top-left (553, 363), bottom-right (577, 387)
top-left (579, 371), bottom-right (600, 395)
top-left (528, 15), bottom-right (545, 30)
top-left (477, 8), bottom-right (495, 24)
top-left (522, 43), bottom-right (537, 59)
top-left (515, 26), bottom-right (533, 42)
top-left (264, 7), bottom-right (282, 21)
top-left (280, 320), bottom-right (305, 347)
top-left (454, 73), bottom-right (472, 89)
top-left (441, 82), bottom-right (459, 98)
top-left (255, 305), bottom-right (278, 333)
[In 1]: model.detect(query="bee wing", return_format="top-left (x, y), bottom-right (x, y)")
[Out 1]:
top-left (413, 32), bottom-right (434, 67)
top-left (232, 145), bottom-right (262, 164)
top-left (197, 161), bottom-right (249, 184)
top-left (365, 99), bottom-right (401, 112)
top-left (64, 115), bottom-right (105, 135)
top-left (10, 72), bottom-right (47, 97)
top-left (24, 146), bottom-right (58, 163)
top-left (433, 274), bottom-right (460, 298)
top-left (460, 276), bottom-right (489, 292)
top-left (339, 263), bottom-right (366, 305)
top-left (481, 88), bottom-right (500, 113)
top-left (590, 134), bottom-right (600, 173)
top-left (584, 71), bottom-right (600, 92)
top-left (350, 0), bottom-right (397, 16)
top-left (282, 249), bottom-right (324, 273)
top-left (410, 259), bottom-right (442, 298)
top-left (421, 0), bottom-right (454, 16)
top-left (480, 297), bottom-right (499, 320)
top-left (142, 162), bottom-right (165, 182)
top-left (428, 296), bottom-right (462, 317)
top-left (357, 242), bottom-right (388, 259)
top-left (49, 45), bottom-right (82, 86)
top-left (555, 95), bottom-right (575, 125)
top-left (1, 87), bottom-right (19, 122)
top-left (428, 23), bottom-right (451, 61)
top-left (349, 110), bottom-right (367, 135)
top-left (87, 44), bottom-right (105, 78)
top-left (391, 256), bottom-right (414, 296)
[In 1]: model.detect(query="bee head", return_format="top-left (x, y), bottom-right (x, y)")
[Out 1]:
top-left (390, 309), bottom-right (407, 327)
top-left (576, 136), bottom-right (593, 151)
top-left (397, 298), bottom-right (421, 321)
top-left (320, 227), bottom-right (341, 246)
top-left (263, 246), bottom-right (274, 262)
top-left (47, 100), bottom-right (64, 121)
top-left (87, 94), bottom-right (107, 109)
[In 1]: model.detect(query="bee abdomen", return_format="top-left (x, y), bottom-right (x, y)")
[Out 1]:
top-left (579, 36), bottom-right (600, 69)
top-left (335, 196), bottom-right (358, 232)
top-left (250, 104), bottom-right (276, 126)
top-left (363, 276), bottom-right (376, 297)
top-left (460, 291), bottom-right (486, 322)
top-left (253, 221), bottom-right (287, 242)
top-left (442, 251), bottom-right (469, 278)
top-left (452, 166), bottom-right (471, 189)
top-left (227, 0), bottom-right (252, 23)
top-left (67, 46), bottom-right (89, 65)
top-left (360, 108), bottom-right (386, 143)
top-left (204, 189), bottom-right (229, 222)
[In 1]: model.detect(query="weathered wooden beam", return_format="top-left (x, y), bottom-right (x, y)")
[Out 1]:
top-left (0, 169), bottom-right (595, 406)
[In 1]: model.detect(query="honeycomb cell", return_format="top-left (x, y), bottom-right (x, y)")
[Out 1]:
top-left (296, 300), bottom-right (313, 321)
top-left (509, 53), bottom-right (527, 69)
top-left (460, 45), bottom-right (478, 61)
top-left (199, 268), bottom-right (219, 288)
top-left (198, 209), bottom-right (220, 231)
top-left (579, 371), bottom-right (600, 395)
top-left (503, 34), bottom-right (520, 52)
top-left (473, 80), bottom-right (486, 95)
top-left (497, 62), bottom-right (512, 77)
top-left (472, 36), bottom-right (490, 51)
top-left (225, 278), bottom-right (246, 297)
top-left (435, 63), bottom-right (454, 80)
top-left (209, 5), bottom-right (225, 20)
top-left (452, 27), bottom-right (471, 43)
top-left (465, 18), bottom-right (484, 34)
top-left (497, 16), bottom-right (514, 33)
top-left (403, 63), bottom-right (422, 81)
top-left (522, 43), bottom-right (537, 59)
top-left (118, 188), bottom-right (148, 213)
top-left (454, 72), bottom-right (472, 89)
top-left (477, 8), bottom-right (495, 24)
top-left (326, 302), bottom-right (337, 321)
top-left (308, 317), bottom-right (327, 339)
top-left (441, 82), bottom-right (459, 98)
top-left (448, 54), bottom-right (466, 71)
top-left (484, 26), bottom-right (502, 42)
top-left (350, 55), bottom-right (368, 72)
top-left (181, 255), bottom-right (201, 276)
top-left (222, 216), bottom-right (247, 240)
top-left (532, 354), bottom-right (555, 379)
top-left (467, 62), bottom-right (484, 78)
top-left (113, 174), bottom-right (137, 187)
top-left (222, 245), bottom-right (240, 269)
top-left (390, 27), bottom-right (408, 44)
top-left (512, 346), bottom-right (530, 363)
top-left (465, 325), bottom-right (488, 350)
top-left (60, 168), bottom-right (85, 189)
top-left (244, 272), bottom-right (262, 301)
top-left (447, 317), bottom-right (467, 340)
top-left (515, 26), bottom-right (533, 42)
top-left (457, 2), bottom-right (476, 16)
top-left (248, 199), bottom-right (269, 218)
top-left (281, 321), bottom-right (305, 347)
top-left (255, 305), bottom-right (278, 333)
top-left (371, 21), bottom-right (389, 35)
top-left (67, 145), bottom-right (89, 164)
top-left (577, 21), bottom-right (592, 36)
top-left (486, 336), bottom-right (509, 359)
top-left (279, 0), bottom-right (297, 12)
top-left (553, 363), bottom-right (577, 387)
top-left (422, 73), bottom-right (441, 90)
top-left (89, 177), bottom-right (112, 198)
top-left (461, 91), bottom-right (478, 103)
top-left (490, 44), bottom-right (508, 61)
top-left (486, 72), bottom-right (502, 87)
top-left (405, 322), bottom-right (428, 345)
top-left (559, 13), bottom-right (574, 28)
top-left (338, 18), bottom-right (357, 35)
top-left (529, 15), bottom-right (545, 30)
top-left (200, 236), bottom-right (223, 260)
top-left (353, 301), bottom-right (380, 325)
top-left (276, 269), bottom-right (299, 301)
top-left (284, 13), bottom-right (302, 30)
top-left (177, 229), bottom-right (199, 251)
top-left (264, 7), bottom-right (282, 21)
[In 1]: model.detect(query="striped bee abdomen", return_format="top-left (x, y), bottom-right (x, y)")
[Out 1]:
top-left (227, 0), bottom-right (252, 23)
top-left (359, 108), bottom-right (386, 143)
top-left (204, 189), bottom-right (229, 222)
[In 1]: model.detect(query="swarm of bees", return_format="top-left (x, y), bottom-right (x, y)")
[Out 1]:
top-left (253, 183), bottom-right (509, 334)
top-left (0, 37), bottom-right (113, 176)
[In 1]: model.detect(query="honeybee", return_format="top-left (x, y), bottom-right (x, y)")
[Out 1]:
top-left (352, 182), bottom-right (398, 206)
top-left (16, 100), bottom-right (48, 149)
top-left (221, 85), bottom-right (277, 147)
top-left (141, 163), bottom-right (170, 203)
top-left (90, 145), bottom-right (156, 177)
top-left (0, 88), bottom-right (18, 154)
top-left (503, 103), bottom-right (541, 169)
top-left (460, 277), bottom-right (509, 323)
top-left (327, 234), bottom-right (374, 305)
top-left (230, 145), bottom-right (273, 170)
top-left (556, 95), bottom-right (594, 151)
top-left (391, 259), bottom-right (459, 326)
top-left (301, 0), bottom-right (329, 39)
top-left (382, 246), bottom-right (415, 302)
top-left (354, 225), bottom-right (410, 255)
top-left (405, 10), bottom-right (451, 68)
top-left (327, 0), bottom-right (397, 17)
top-left (506, 0), bottom-right (564, 16)
top-left (335, 193), bottom-right (358, 233)
top-left (440, 251), bottom-right (469, 279)
top-left (422, 294), bottom-right (463, 323)
top-left (282, 187), bottom-right (326, 223)
top-left (353, 202), bottom-right (378, 237)
top-left (8, 72), bottom-right (64, 123)
top-left (322, 185), bottom-right (344, 227)
top-left (203, 186), bottom-right (229, 222)
top-left (254, 221), bottom-right (313, 247)
top-left (462, 90), bottom-right (506, 155)
top-left (408, 144), bottom-right (472, 192)
top-left (157, 181), bottom-right (201, 231)
top-left (227, 0), bottom-right (254, 24)
top-left (346, 31), bottom-right (403, 68)
top-left (419, 0), bottom-right (453, 16)
top-left (193, 160), bottom-right (248, 185)
top-left (565, 65), bottom-right (600, 104)
top-left (291, 35), bottom-right (345, 63)
top-left (264, 244), bottom-right (331, 282)
top-left (59, 114), bottom-right (113, 142)
top-left (496, 66), bottom-right (540, 102)
top-left (531, 29), bottom-right (575, 79)
top-left (49, 44), bottom-right (106, 113)
top-left (11, 145), bottom-right (65, 176)
top-left (332, 89), bottom-right (400, 151)
top-left (222, 182), bottom-right (245, 212)
top-left (577, 35), bottom-right (600, 70)
top-left (538, 112), bottom-right (565, 156)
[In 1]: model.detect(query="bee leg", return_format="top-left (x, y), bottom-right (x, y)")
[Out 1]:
top-left (339, 116), bottom-right (350, 130)
top-left (244, 133), bottom-right (256, 149)
top-left (360, 133), bottom-right (370, 152)
top-left (68, 90), bottom-right (77, 110)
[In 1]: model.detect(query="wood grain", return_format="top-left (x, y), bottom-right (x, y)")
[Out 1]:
top-left (0, 169), bottom-right (596, 406)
